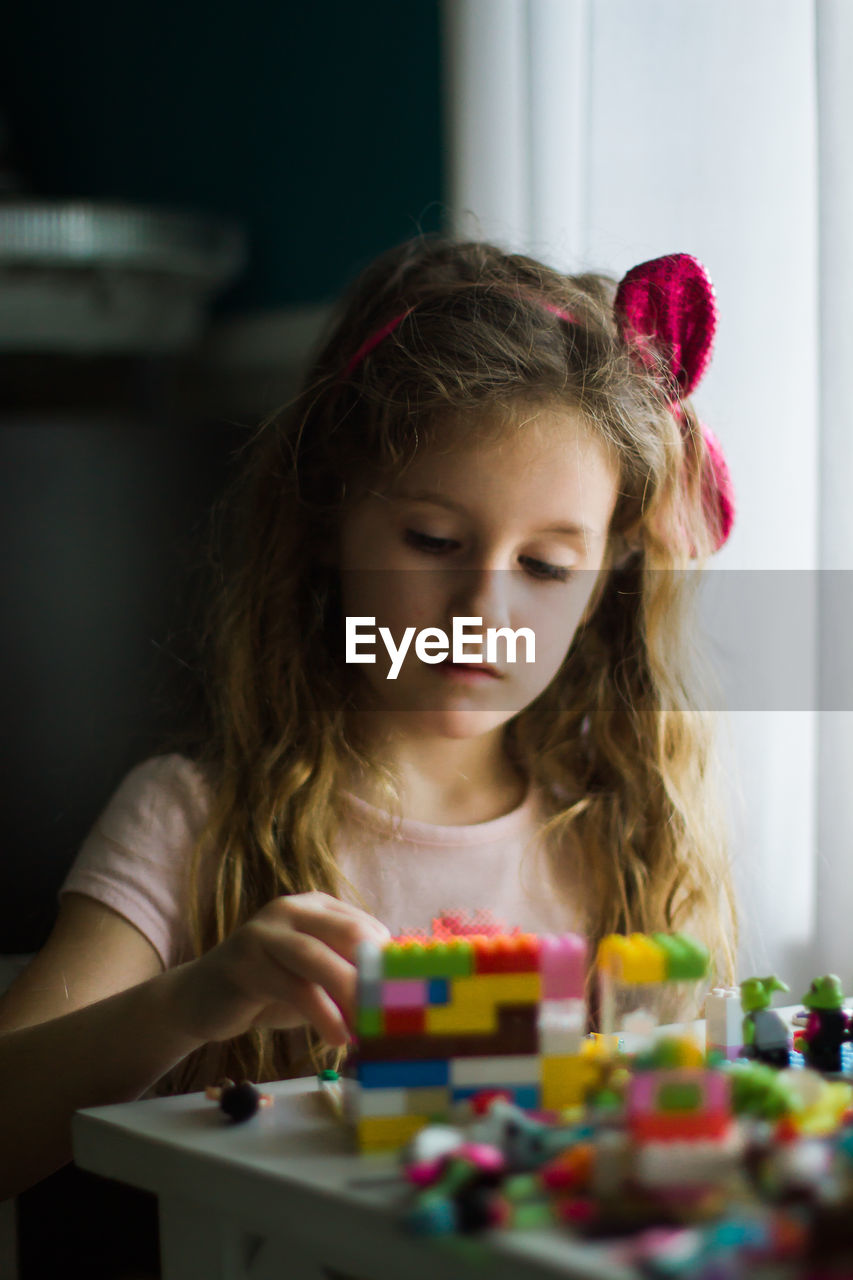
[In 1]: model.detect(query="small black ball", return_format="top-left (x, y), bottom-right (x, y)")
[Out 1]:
top-left (220, 1081), bottom-right (261, 1122)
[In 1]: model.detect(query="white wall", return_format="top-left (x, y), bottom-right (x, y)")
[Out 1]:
top-left (442, 0), bottom-right (825, 993)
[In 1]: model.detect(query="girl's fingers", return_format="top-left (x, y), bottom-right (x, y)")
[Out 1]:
top-left (270, 893), bottom-right (391, 957)
top-left (253, 974), bottom-right (351, 1046)
top-left (252, 924), bottom-right (360, 1028)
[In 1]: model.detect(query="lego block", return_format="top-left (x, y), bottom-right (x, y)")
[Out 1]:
top-left (428, 978), bottom-right (449, 1004)
top-left (597, 933), bottom-right (666, 984)
top-left (355, 1086), bottom-right (408, 1118)
top-left (443, 972), bottom-right (542, 1008)
top-left (449, 1054), bottom-right (541, 1087)
top-left (357, 977), bottom-right (382, 1012)
top-left (431, 908), bottom-right (506, 938)
top-left (539, 999), bottom-right (585, 1056)
top-left (452, 1083), bottom-right (541, 1110)
top-left (385, 1008), bottom-right (426, 1036)
top-left (357, 1114), bottom-right (430, 1150)
top-left (382, 979), bottom-right (428, 1009)
top-left (423, 973), bottom-right (540, 1034)
top-left (633, 1128), bottom-right (744, 1189)
top-left (425, 1002), bottom-right (497, 1034)
top-left (357, 1058), bottom-right (450, 1090)
top-left (404, 1086), bottom-right (451, 1116)
top-left (356, 1007), bottom-right (384, 1038)
top-left (631, 1111), bottom-right (731, 1141)
top-left (382, 940), bottom-right (473, 979)
top-left (473, 934), bottom-right (540, 973)
top-left (650, 932), bottom-right (710, 981)
top-left (627, 1068), bottom-right (729, 1119)
top-left (705, 986), bottom-right (744, 1058)
top-left (540, 935), bottom-right (587, 999)
top-left (355, 1084), bottom-right (452, 1119)
top-left (356, 939), bottom-right (383, 984)
top-left (353, 1003), bottom-right (539, 1061)
top-left (540, 1054), bottom-right (600, 1110)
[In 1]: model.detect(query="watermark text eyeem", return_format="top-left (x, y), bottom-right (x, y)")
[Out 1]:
top-left (346, 616), bottom-right (536, 679)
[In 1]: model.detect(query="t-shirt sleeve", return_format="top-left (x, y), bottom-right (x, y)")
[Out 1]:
top-left (59, 754), bottom-right (210, 971)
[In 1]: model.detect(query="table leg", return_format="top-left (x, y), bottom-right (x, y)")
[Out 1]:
top-left (158, 1197), bottom-right (330, 1280)
top-left (158, 1194), bottom-right (247, 1280)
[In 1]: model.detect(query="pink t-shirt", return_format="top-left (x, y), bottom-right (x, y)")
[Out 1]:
top-left (60, 754), bottom-right (579, 967)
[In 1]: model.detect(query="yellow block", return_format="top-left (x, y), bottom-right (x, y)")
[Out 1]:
top-left (425, 972), bottom-right (540, 1033)
top-left (597, 933), bottom-right (666, 983)
top-left (541, 1054), bottom-right (601, 1110)
top-left (357, 1114), bottom-right (429, 1151)
top-left (425, 1003), bottom-right (496, 1033)
top-left (405, 1086), bottom-right (452, 1116)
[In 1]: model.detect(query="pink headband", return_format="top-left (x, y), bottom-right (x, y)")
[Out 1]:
top-left (345, 253), bottom-right (734, 552)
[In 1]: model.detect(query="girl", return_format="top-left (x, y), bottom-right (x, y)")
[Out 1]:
top-left (0, 236), bottom-right (737, 1200)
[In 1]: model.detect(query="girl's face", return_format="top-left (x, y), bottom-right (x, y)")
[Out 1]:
top-left (335, 404), bottom-right (620, 743)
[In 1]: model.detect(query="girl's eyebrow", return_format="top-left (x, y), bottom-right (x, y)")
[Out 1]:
top-left (389, 488), bottom-right (600, 540)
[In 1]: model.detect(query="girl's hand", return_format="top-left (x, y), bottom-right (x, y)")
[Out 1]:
top-left (169, 892), bottom-right (391, 1049)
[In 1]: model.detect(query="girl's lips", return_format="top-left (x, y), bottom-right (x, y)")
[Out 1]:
top-left (437, 660), bottom-right (502, 680)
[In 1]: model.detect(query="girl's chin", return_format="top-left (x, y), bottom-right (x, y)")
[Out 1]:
top-left (381, 707), bottom-right (515, 740)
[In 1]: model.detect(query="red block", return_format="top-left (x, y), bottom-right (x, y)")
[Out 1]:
top-left (473, 934), bottom-right (541, 973)
top-left (384, 1008), bottom-right (426, 1036)
top-left (630, 1110), bottom-right (731, 1142)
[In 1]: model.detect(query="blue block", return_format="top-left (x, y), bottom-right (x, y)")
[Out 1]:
top-left (358, 1059), bottom-right (450, 1090)
top-left (451, 1084), bottom-right (541, 1109)
top-left (428, 978), bottom-right (449, 1005)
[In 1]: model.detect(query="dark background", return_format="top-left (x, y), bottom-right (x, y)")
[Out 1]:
top-left (0, 0), bottom-right (444, 956)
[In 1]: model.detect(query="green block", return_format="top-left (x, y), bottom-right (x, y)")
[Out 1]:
top-left (356, 1007), bottom-right (383, 1037)
top-left (658, 1081), bottom-right (703, 1112)
top-left (503, 1173), bottom-right (539, 1202)
top-left (382, 940), bottom-right (473, 978)
top-left (651, 932), bottom-right (710, 981)
top-left (512, 1201), bottom-right (555, 1229)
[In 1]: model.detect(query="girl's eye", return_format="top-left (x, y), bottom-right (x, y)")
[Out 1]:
top-left (404, 529), bottom-right (459, 554)
top-left (520, 556), bottom-right (575, 583)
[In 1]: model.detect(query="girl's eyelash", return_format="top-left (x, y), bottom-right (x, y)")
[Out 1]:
top-left (404, 529), bottom-right (457, 553)
top-left (403, 529), bottom-right (575, 583)
top-left (519, 557), bottom-right (575, 583)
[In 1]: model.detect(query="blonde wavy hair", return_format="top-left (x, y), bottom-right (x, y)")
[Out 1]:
top-left (171, 236), bottom-right (737, 1089)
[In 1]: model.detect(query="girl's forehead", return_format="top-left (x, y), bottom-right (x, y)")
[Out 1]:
top-left (381, 405), bottom-right (619, 533)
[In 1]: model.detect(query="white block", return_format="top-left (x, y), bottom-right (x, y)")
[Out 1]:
top-left (353, 1086), bottom-right (408, 1119)
top-left (539, 998), bottom-right (584, 1055)
top-left (705, 986), bottom-right (743, 1051)
top-left (356, 939), bottom-right (383, 984)
top-left (449, 1055), bottom-right (540, 1087)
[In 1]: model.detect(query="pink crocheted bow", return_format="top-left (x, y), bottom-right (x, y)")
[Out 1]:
top-left (614, 253), bottom-right (734, 552)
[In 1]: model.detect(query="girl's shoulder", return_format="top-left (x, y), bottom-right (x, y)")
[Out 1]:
top-left (116, 752), bottom-right (212, 806)
top-left (98, 752), bottom-right (212, 835)
top-left (61, 754), bottom-right (214, 972)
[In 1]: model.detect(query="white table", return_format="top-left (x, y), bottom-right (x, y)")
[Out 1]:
top-left (72, 1076), bottom-right (637, 1280)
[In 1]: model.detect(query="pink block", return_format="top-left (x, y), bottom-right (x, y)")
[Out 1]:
top-left (539, 934), bottom-right (587, 999)
top-left (381, 979), bottom-right (428, 1008)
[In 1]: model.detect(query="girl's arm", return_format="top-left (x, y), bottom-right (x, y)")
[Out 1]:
top-left (0, 890), bottom-right (389, 1201)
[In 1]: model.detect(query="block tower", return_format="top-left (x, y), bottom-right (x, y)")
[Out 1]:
top-left (345, 920), bottom-right (592, 1151)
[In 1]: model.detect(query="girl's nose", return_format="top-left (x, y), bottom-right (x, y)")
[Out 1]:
top-left (449, 567), bottom-right (512, 633)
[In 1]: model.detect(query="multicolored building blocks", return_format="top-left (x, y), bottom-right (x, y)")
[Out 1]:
top-left (596, 931), bottom-right (710, 1042)
top-left (345, 920), bottom-right (711, 1150)
top-left (345, 929), bottom-right (590, 1150)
